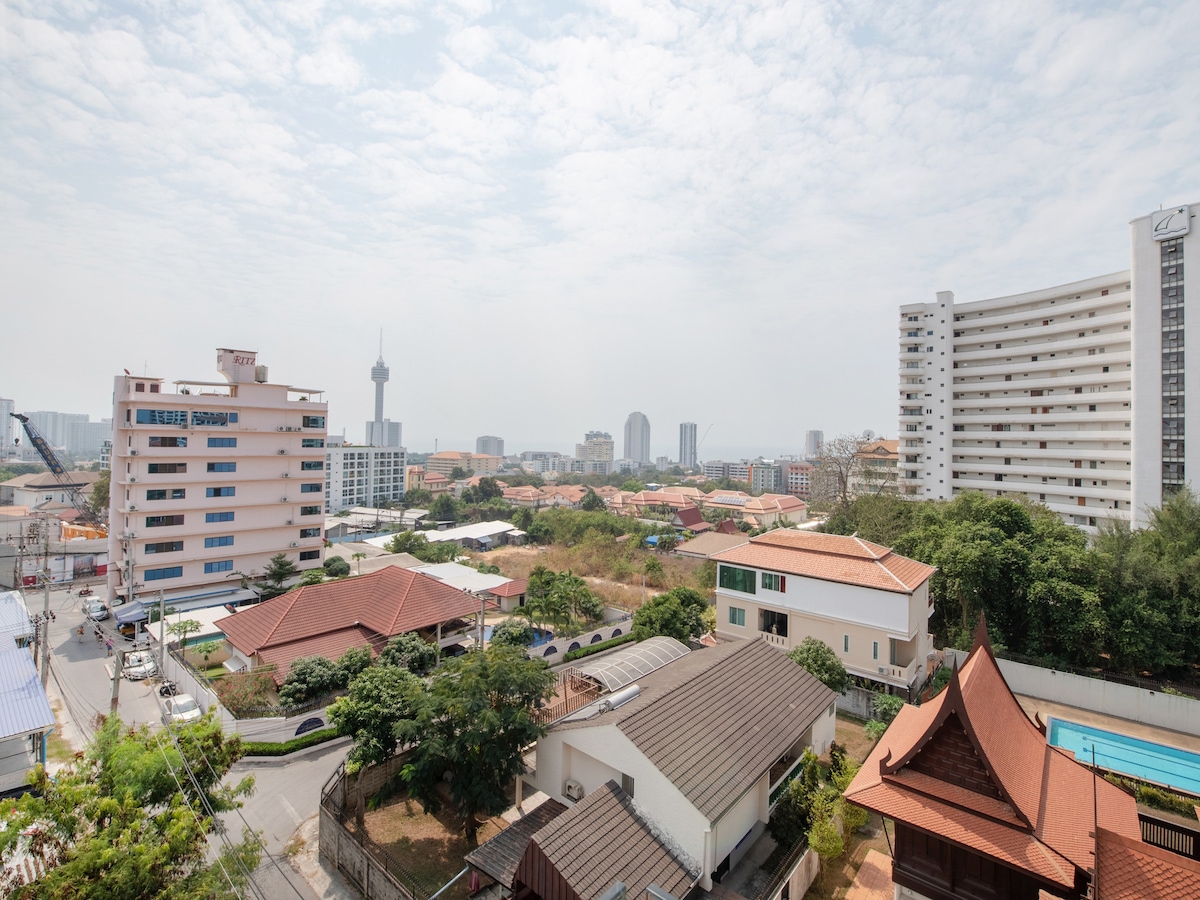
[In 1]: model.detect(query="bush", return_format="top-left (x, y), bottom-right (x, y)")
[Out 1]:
top-left (337, 645), bottom-right (373, 684)
top-left (788, 637), bottom-right (850, 693)
top-left (241, 728), bottom-right (340, 757)
top-left (279, 655), bottom-right (343, 707)
top-left (377, 632), bottom-right (439, 675)
top-left (631, 587), bottom-right (710, 642)
top-left (490, 618), bottom-right (535, 648)
top-left (1105, 774), bottom-right (1199, 817)
top-left (214, 670), bottom-right (277, 716)
top-left (563, 633), bottom-right (636, 661)
top-left (324, 556), bottom-right (351, 577)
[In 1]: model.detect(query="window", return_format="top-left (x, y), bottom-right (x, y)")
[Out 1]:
top-left (207, 462), bottom-right (237, 472)
top-left (759, 609), bottom-right (788, 636)
top-left (761, 572), bottom-right (786, 592)
top-left (301, 438), bottom-right (325, 448)
top-left (843, 635), bottom-right (850, 653)
top-left (136, 409), bottom-right (187, 425)
top-left (147, 462), bottom-right (187, 474)
top-left (300, 483), bottom-right (322, 493)
top-left (204, 536), bottom-right (234, 548)
top-left (191, 411), bottom-right (238, 427)
top-left (302, 416), bottom-right (325, 428)
top-left (718, 565), bottom-right (757, 594)
top-left (144, 541), bottom-right (183, 554)
top-left (300, 505), bottom-right (322, 516)
top-left (145, 488), bottom-right (186, 500)
top-left (873, 641), bottom-right (879, 661)
top-left (148, 436), bottom-right (187, 448)
top-left (205, 511), bottom-right (235, 523)
top-left (207, 437), bottom-right (237, 448)
top-left (145, 566), bottom-right (183, 581)
top-left (299, 528), bottom-right (321, 538)
top-left (300, 461), bottom-right (324, 470)
top-left (206, 487), bottom-right (236, 497)
top-left (728, 607), bottom-right (745, 627)
top-left (299, 550), bottom-right (320, 561)
top-left (145, 515), bottom-right (184, 527)
top-left (204, 560), bottom-right (234, 574)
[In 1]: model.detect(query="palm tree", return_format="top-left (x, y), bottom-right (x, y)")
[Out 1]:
top-left (352, 552), bottom-right (366, 576)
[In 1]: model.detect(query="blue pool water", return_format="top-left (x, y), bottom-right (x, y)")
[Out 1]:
top-left (1048, 718), bottom-right (1200, 796)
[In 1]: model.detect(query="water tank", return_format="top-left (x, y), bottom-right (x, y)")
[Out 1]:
top-left (255, 365), bottom-right (269, 383)
top-left (606, 684), bottom-right (640, 710)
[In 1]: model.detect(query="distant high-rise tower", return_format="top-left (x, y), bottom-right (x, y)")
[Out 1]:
top-left (365, 336), bottom-right (402, 447)
top-left (476, 435), bottom-right (504, 457)
top-left (679, 422), bottom-right (698, 468)
top-left (624, 412), bottom-right (650, 463)
top-left (804, 430), bottom-right (824, 459)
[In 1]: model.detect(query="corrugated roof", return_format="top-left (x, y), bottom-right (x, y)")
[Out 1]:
top-left (577, 636), bottom-right (690, 692)
top-left (514, 781), bottom-right (695, 900)
top-left (712, 529), bottom-right (936, 593)
top-left (0, 591), bottom-right (33, 644)
top-left (0, 639), bottom-right (56, 740)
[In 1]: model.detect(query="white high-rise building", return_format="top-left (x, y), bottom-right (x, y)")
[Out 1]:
top-left (898, 274), bottom-right (1134, 531)
top-left (679, 422), bottom-right (697, 469)
top-left (804, 430), bottom-right (824, 459)
top-left (624, 412), bottom-right (650, 464)
top-left (107, 349), bottom-right (328, 608)
top-left (324, 439), bottom-right (406, 514)
top-left (575, 431), bottom-right (614, 475)
top-left (0, 398), bottom-right (14, 458)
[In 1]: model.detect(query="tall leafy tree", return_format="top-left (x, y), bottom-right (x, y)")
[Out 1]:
top-left (788, 636), bottom-right (849, 693)
top-left (398, 646), bottom-right (556, 841)
top-left (328, 666), bottom-right (423, 772)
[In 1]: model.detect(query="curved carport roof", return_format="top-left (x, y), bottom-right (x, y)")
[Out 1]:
top-left (577, 636), bottom-right (689, 692)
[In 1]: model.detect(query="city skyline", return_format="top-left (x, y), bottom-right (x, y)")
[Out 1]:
top-left (4, 3), bottom-right (1199, 460)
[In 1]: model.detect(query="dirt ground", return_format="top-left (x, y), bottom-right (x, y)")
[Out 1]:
top-left (358, 791), bottom-right (506, 900)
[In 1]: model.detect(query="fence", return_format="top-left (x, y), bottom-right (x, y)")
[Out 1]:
top-left (1140, 812), bottom-right (1200, 861)
top-left (943, 648), bottom-right (1200, 737)
top-left (754, 839), bottom-right (817, 900)
top-left (531, 616), bottom-right (634, 667)
top-left (319, 753), bottom-right (436, 900)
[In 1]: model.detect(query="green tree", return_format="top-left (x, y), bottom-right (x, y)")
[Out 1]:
top-left (337, 645), bottom-right (374, 684)
top-left (87, 468), bottom-right (110, 518)
top-left (477, 477), bottom-right (503, 501)
top-left (768, 750), bottom-right (820, 849)
top-left (788, 637), bottom-right (849, 693)
top-left (655, 531), bottom-right (679, 553)
top-left (193, 640), bottom-right (223, 670)
top-left (377, 632), bottom-right (439, 675)
top-left (278, 655), bottom-right (342, 706)
top-left (449, 466), bottom-right (472, 480)
top-left (398, 646), bottom-right (557, 840)
top-left (512, 507), bottom-right (534, 531)
top-left (403, 488), bottom-right (433, 507)
top-left (328, 666), bottom-right (422, 772)
top-left (489, 618), bottom-right (535, 648)
top-left (323, 555), bottom-right (351, 577)
top-left (631, 587), bottom-right (710, 642)
top-left (300, 568), bottom-right (325, 585)
top-left (352, 551), bottom-right (367, 575)
top-left (620, 478), bottom-right (644, 493)
top-left (580, 488), bottom-right (606, 512)
top-left (429, 493), bottom-right (458, 522)
top-left (0, 715), bottom-right (258, 899)
top-left (167, 618), bottom-right (201, 651)
top-left (261, 553), bottom-right (301, 599)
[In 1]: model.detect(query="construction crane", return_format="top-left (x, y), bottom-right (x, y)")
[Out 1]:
top-left (9, 413), bottom-right (107, 534)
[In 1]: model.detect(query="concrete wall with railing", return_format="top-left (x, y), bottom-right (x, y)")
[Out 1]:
top-left (944, 648), bottom-right (1200, 737)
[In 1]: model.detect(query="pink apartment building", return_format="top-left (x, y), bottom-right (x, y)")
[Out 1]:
top-left (106, 349), bottom-right (328, 609)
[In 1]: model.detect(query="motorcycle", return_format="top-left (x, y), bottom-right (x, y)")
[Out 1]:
top-left (77, 587), bottom-right (94, 597)
top-left (158, 681), bottom-right (179, 697)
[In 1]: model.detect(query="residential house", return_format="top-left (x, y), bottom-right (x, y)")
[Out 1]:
top-left (0, 471), bottom-right (102, 510)
top-left (844, 621), bottom-right (1200, 899)
top-left (702, 492), bottom-right (808, 528)
top-left (216, 566), bottom-right (484, 681)
top-left (527, 638), bottom-right (836, 889)
top-left (670, 506), bottom-right (713, 534)
top-left (713, 529), bottom-right (936, 696)
top-left (850, 439), bottom-right (899, 497)
top-left (543, 485), bottom-right (588, 509)
top-left (454, 475), bottom-right (509, 498)
top-left (672, 531), bottom-right (749, 560)
top-left (0, 634), bottom-right (56, 795)
top-left (486, 579), bottom-right (527, 613)
top-left (503, 486), bottom-right (551, 509)
top-left (403, 466), bottom-right (450, 496)
top-left (626, 490), bottom-right (698, 516)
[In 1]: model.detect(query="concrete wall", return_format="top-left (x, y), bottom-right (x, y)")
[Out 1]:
top-left (319, 807), bottom-right (414, 900)
top-left (945, 648), bottom-right (1200, 738)
top-left (533, 619), bottom-right (633, 667)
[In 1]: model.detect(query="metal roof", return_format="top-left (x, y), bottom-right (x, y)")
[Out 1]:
top-left (0, 638), bottom-right (56, 740)
top-left (0, 591), bottom-right (33, 644)
top-left (577, 636), bottom-right (690, 692)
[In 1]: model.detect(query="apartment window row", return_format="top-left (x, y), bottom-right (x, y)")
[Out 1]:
top-left (205, 535), bottom-right (234, 548)
top-left (300, 461), bottom-right (324, 470)
top-left (208, 437), bottom-right (237, 448)
top-left (300, 505), bottom-right (322, 516)
top-left (207, 462), bottom-right (236, 472)
top-left (300, 483), bottom-right (322, 493)
top-left (146, 488), bottom-right (185, 500)
top-left (145, 515), bottom-right (184, 527)
top-left (144, 541), bottom-right (183, 554)
top-left (1162, 237), bottom-right (1185, 495)
top-left (718, 565), bottom-right (756, 594)
top-left (204, 560), bottom-right (234, 574)
top-left (148, 436), bottom-right (186, 448)
top-left (761, 572), bottom-right (786, 592)
top-left (206, 511), bottom-right (235, 523)
top-left (147, 462), bottom-right (186, 474)
top-left (206, 487), bottom-right (236, 497)
top-left (299, 550), bottom-right (320, 561)
top-left (145, 566), bottom-right (182, 581)
top-left (302, 416), bottom-right (325, 428)
top-left (301, 438), bottom-right (325, 448)
top-left (132, 382), bottom-right (161, 393)
top-left (299, 528), bottom-right (321, 538)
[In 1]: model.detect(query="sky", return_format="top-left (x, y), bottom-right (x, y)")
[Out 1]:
top-left (3, 0), bottom-right (1199, 462)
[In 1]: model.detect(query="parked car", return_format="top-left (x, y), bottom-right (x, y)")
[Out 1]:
top-left (84, 599), bottom-right (109, 621)
top-left (162, 694), bottom-right (203, 725)
top-left (122, 650), bottom-right (157, 680)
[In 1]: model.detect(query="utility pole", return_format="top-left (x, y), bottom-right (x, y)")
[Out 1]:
top-left (40, 565), bottom-right (51, 686)
top-left (110, 647), bottom-right (122, 713)
top-left (158, 590), bottom-right (165, 674)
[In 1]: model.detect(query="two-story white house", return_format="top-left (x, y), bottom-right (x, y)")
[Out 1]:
top-left (712, 530), bottom-right (937, 697)
top-left (525, 638), bottom-right (836, 891)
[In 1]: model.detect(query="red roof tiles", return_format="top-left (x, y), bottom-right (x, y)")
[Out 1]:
top-left (1095, 826), bottom-right (1200, 899)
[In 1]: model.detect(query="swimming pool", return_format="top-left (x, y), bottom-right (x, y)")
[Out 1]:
top-left (1048, 718), bottom-right (1200, 796)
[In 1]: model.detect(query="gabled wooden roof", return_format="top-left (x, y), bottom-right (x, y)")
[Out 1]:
top-left (845, 619), bottom-right (1140, 890)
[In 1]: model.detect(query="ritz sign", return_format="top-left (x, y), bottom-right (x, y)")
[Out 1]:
top-left (231, 354), bottom-right (256, 366)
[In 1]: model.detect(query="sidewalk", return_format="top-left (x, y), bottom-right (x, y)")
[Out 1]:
top-left (1015, 694), bottom-right (1200, 754)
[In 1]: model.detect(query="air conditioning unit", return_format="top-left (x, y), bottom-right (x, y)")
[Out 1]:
top-left (289, 542), bottom-right (299, 548)
top-left (129, 450), bottom-right (138, 456)
top-left (281, 497), bottom-right (289, 503)
top-left (288, 427), bottom-right (301, 432)
top-left (278, 449), bottom-right (287, 455)
top-left (878, 667), bottom-right (888, 675)
top-left (282, 473), bottom-right (290, 478)
top-left (285, 520), bottom-right (293, 525)
top-left (180, 423), bottom-right (189, 429)
top-left (564, 780), bottom-right (585, 802)
top-left (128, 505), bottom-right (138, 511)
top-left (129, 476), bottom-right (137, 483)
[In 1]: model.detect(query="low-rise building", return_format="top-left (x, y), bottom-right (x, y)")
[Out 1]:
top-left (0, 634), bottom-right (55, 795)
top-left (713, 529), bottom-right (936, 696)
top-left (425, 451), bottom-right (502, 477)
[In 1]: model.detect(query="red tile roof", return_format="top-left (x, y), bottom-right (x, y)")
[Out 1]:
top-left (712, 529), bottom-right (935, 593)
top-left (1095, 826), bottom-right (1200, 899)
top-left (845, 623), bottom-right (1140, 890)
top-left (489, 579), bottom-right (528, 598)
top-left (216, 566), bottom-right (480, 681)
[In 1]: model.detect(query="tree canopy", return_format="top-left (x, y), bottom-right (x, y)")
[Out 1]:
top-left (631, 587), bottom-right (711, 642)
top-left (787, 636), bottom-right (849, 693)
top-left (328, 666), bottom-right (423, 772)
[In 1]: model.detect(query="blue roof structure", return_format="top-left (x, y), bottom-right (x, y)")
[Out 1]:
top-left (0, 635), bottom-right (55, 741)
top-left (0, 590), bottom-right (34, 647)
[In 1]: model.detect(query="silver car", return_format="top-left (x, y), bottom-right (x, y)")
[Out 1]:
top-left (122, 650), bottom-right (157, 680)
top-left (84, 599), bottom-right (109, 621)
top-left (163, 694), bottom-right (203, 725)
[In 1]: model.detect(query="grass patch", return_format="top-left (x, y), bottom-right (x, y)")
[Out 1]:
top-left (563, 633), bottom-right (636, 661)
top-left (283, 834), bottom-right (306, 858)
top-left (240, 728), bottom-right (339, 757)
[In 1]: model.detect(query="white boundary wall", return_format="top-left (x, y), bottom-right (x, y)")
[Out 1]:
top-left (944, 648), bottom-right (1200, 738)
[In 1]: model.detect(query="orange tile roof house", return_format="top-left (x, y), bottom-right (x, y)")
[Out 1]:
top-left (844, 622), bottom-right (1200, 900)
top-left (215, 566), bottom-right (483, 682)
top-left (701, 491), bottom-right (808, 528)
top-left (712, 529), bottom-right (936, 696)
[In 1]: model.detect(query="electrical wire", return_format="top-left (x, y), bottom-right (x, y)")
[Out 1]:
top-left (171, 720), bottom-right (309, 900)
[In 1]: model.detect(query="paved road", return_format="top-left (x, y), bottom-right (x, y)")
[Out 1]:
top-left (40, 582), bottom-right (349, 899)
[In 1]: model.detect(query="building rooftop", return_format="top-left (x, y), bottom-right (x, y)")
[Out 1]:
top-left (0, 635), bottom-right (55, 741)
